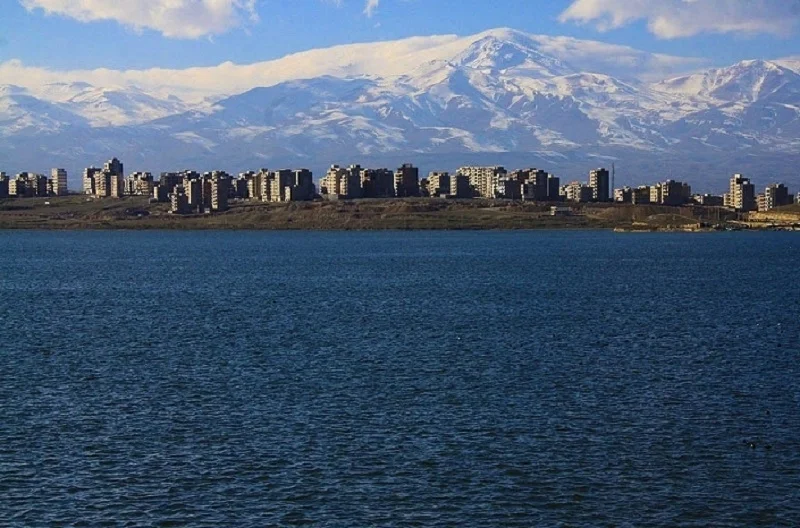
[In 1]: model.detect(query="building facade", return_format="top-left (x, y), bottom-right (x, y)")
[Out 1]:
top-left (589, 168), bottom-right (610, 202)
top-left (51, 168), bottom-right (68, 196)
top-left (725, 174), bottom-right (756, 212)
top-left (457, 166), bottom-right (506, 199)
top-left (394, 164), bottom-right (420, 198)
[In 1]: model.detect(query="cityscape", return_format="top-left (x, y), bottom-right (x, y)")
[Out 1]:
top-left (1, 158), bottom-right (797, 216)
top-left (5, 2), bottom-right (800, 526)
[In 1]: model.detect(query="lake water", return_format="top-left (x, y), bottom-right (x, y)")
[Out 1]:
top-left (1, 231), bottom-right (799, 526)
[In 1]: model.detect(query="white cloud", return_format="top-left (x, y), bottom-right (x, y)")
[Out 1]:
top-left (20, 0), bottom-right (259, 39)
top-left (560, 0), bottom-right (800, 39)
top-left (0, 29), bottom-right (705, 102)
top-left (363, 0), bottom-right (380, 17)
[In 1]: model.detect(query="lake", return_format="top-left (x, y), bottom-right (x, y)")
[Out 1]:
top-left (1, 231), bottom-right (799, 526)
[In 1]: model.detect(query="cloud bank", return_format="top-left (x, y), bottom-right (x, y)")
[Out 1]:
top-left (20, 0), bottom-right (388, 38)
top-left (561, 0), bottom-right (800, 38)
top-left (0, 29), bottom-right (706, 102)
top-left (20, 0), bottom-right (258, 39)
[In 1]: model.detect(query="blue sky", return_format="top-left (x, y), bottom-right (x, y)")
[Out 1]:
top-left (1, 0), bottom-right (798, 72)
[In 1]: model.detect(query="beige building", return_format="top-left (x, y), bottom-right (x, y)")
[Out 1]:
top-left (83, 167), bottom-right (100, 195)
top-left (51, 168), bottom-right (68, 196)
top-left (725, 174), bottom-right (756, 212)
top-left (457, 166), bottom-right (506, 198)
top-left (563, 181), bottom-right (593, 203)
top-left (210, 175), bottom-right (230, 211)
top-left (322, 165), bottom-right (361, 199)
top-left (427, 172), bottom-right (450, 197)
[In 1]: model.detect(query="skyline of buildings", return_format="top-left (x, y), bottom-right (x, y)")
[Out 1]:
top-left (1, 159), bottom-right (798, 216)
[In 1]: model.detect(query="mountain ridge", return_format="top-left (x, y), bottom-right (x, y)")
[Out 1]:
top-left (0, 28), bottom-right (798, 190)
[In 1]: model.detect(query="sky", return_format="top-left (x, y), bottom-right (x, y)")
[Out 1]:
top-left (1, 0), bottom-right (798, 75)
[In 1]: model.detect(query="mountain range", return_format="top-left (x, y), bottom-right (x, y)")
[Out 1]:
top-left (1, 28), bottom-right (799, 191)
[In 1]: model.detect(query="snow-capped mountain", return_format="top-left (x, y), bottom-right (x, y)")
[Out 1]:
top-left (1, 28), bottom-right (799, 189)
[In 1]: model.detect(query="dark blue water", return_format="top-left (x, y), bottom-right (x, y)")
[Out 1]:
top-left (1, 231), bottom-right (799, 527)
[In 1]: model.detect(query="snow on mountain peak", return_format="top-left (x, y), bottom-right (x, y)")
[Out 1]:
top-left (654, 59), bottom-right (800, 103)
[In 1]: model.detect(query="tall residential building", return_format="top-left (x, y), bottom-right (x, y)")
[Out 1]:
top-left (497, 177), bottom-right (522, 200)
top-left (518, 169), bottom-right (549, 201)
top-left (159, 172), bottom-right (184, 194)
top-left (427, 172), bottom-right (450, 197)
top-left (547, 175), bottom-right (561, 201)
top-left (725, 174), bottom-right (756, 212)
top-left (109, 172), bottom-right (124, 198)
top-left (763, 183), bottom-right (791, 211)
top-left (449, 173), bottom-right (471, 198)
top-left (564, 181), bottom-right (594, 203)
top-left (394, 164), bottom-right (420, 198)
top-left (210, 175), bottom-right (230, 211)
top-left (360, 168), bottom-right (395, 198)
top-left (83, 167), bottom-right (101, 195)
top-left (170, 185), bottom-right (190, 214)
top-left (322, 165), bottom-right (361, 199)
top-left (631, 186), bottom-right (651, 205)
top-left (246, 170), bottom-right (263, 200)
top-left (589, 168), bottom-right (610, 202)
top-left (649, 185), bottom-right (663, 205)
top-left (8, 175), bottom-right (23, 197)
top-left (126, 172), bottom-right (154, 196)
top-left (51, 168), bottom-right (68, 196)
top-left (652, 180), bottom-right (691, 206)
top-left (94, 171), bottom-right (111, 197)
top-left (291, 169), bottom-right (315, 201)
top-left (0, 173), bottom-right (8, 198)
top-left (10, 173), bottom-right (44, 198)
top-left (183, 177), bottom-right (203, 212)
top-left (269, 169), bottom-right (295, 202)
top-left (104, 158), bottom-right (124, 178)
top-left (458, 166), bottom-right (506, 198)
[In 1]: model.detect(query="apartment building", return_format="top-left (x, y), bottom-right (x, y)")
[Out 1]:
top-left (457, 166), bottom-right (506, 199)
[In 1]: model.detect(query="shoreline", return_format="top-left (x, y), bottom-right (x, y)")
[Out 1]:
top-left (1, 196), bottom-right (798, 232)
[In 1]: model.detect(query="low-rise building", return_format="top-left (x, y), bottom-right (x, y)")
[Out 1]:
top-left (551, 205), bottom-right (572, 216)
top-left (693, 194), bottom-right (724, 207)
